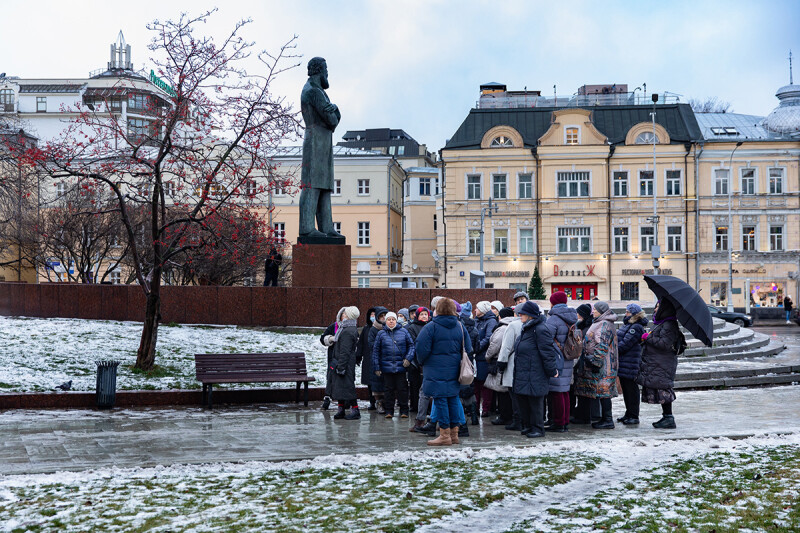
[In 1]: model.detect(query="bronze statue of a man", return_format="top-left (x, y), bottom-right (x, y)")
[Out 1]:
top-left (298, 57), bottom-right (343, 243)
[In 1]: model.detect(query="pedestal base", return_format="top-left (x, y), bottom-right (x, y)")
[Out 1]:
top-left (292, 244), bottom-right (351, 288)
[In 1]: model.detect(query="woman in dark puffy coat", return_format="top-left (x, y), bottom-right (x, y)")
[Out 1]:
top-left (372, 311), bottom-right (415, 418)
top-left (329, 306), bottom-right (361, 420)
top-left (320, 307), bottom-right (345, 410)
top-left (415, 298), bottom-right (473, 446)
top-left (474, 301), bottom-right (498, 417)
top-left (513, 301), bottom-right (559, 438)
top-left (616, 303), bottom-right (648, 425)
top-left (545, 291), bottom-right (578, 432)
top-left (637, 299), bottom-right (683, 429)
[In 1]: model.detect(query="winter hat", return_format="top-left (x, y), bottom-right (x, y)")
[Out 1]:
top-left (343, 306), bottom-right (360, 321)
top-left (455, 301), bottom-right (463, 314)
top-left (499, 307), bottom-right (515, 319)
top-left (626, 303), bottom-right (643, 315)
top-left (518, 300), bottom-right (541, 317)
top-left (459, 301), bottom-right (473, 319)
top-left (385, 311), bottom-right (398, 321)
top-left (431, 296), bottom-right (444, 310)
top-left (593, 301), bottom-right (610, 314)
top-left (513, 291), bottom-right (529, 301)
top-left (398, 308), bottom-right (410, 321)
top-left (336, 306), bottom-right (348, 322)
top-left (491, 300), bottom-right (504, 312)
top-left (656, 299), bottom-right (676, 319)
top-left (549, 291), bottom-right (568, 306)
top-left (374, 306), bottom-right (389, 322)
top-left (576, 303), bottom-right (592, 320)
top-left (416, 306), bottom-right (430, 319)
top-left (476, 301), bottom-right (492, 315)
top-left (408, 304), bottom-right (420, 316)
top-left (514, 303), bottom-right (526, 315)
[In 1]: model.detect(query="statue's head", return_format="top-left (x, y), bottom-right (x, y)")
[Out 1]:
top-left (307, 57), bottom-right (329, 89)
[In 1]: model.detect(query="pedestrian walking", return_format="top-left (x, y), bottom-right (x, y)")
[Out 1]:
top-left (616, 303), bottom-right (648, 425)
top-left (372, 312), bottom-right (415, 419)
top-left (638, 299), bottom-right (684, 429)
top-left (329, 306), bottom-right (361, 420)
top-left (574, 301), bottom-right (619, 429)
top-left (545, 291), bottom-right (578, 432)
top-left (785, 296), bottom-right (794, 323)
top-left (415, 298), bottom-right (473, 446)
top-left (513, 301), bottom-right (559, 438)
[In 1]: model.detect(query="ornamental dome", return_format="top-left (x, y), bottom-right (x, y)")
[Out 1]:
top-left (762, 53), bottom-right (800, 134)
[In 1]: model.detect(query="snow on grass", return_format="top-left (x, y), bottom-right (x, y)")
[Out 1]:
top-left (0, 316), bottom-right (328, 392)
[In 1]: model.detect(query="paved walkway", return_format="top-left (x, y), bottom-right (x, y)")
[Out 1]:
top-left (2, 386), bottom-right (800, 475)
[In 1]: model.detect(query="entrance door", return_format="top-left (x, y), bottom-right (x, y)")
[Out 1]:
top-left (552, 283), bottom-right (598, 301)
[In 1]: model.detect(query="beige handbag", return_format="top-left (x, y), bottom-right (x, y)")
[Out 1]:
top-left (458, 325), bottom-right (475, 385)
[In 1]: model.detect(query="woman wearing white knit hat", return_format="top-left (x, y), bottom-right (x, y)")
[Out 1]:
top-left (329, 306), bottom-right (362, 420)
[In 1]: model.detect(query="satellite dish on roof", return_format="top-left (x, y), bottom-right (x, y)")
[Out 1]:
top-left (412, 264), bottom-right (418, 270)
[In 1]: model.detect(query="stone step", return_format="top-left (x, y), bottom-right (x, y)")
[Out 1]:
top-left (684, 321), bottom-right (739, 341)
top-left (683, 332), bottom-right (770, 357)
top-left (676, 364), bottom-right (800, 382)
top-left (679, 339), bottom-right (786, 363)
top-left (674, 372), bottom-right (800, 390)
top-left (687, 328), bottom-right (752, 348)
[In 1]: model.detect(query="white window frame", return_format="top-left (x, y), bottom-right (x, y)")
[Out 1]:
top-left (357, 221), bottom-right (370, 246)
top-left (613, 227), bottom-right (629, 253)
top-left (358, 277), bottom-right (370, 288)
top-left (517, 173), bottom-right (532, 199)
top-left (768, 167), bottom-right (785, 195)
top-left (244, 179), bottom-right (257, 196)
top-left (468, 229), bottom-right (481, 255)
top-left (740, 168), bottom-right (756, 196)
top-left (333, 179), bottom-right (342, 196)
top-left (667, 225), bottom-right (683, 252)
top-left (55, 182), bottom-right (66, 198)
top-left (398, 145), bottom-right (405, 156)
top-left (163, 181), bottom-right (176, 197)
top-left (640, 226), bottom-right (655, 252)
top-left (493, 228), bottom-right (508, 255)
top-left (714, 168), bottom-right (729, 196)
top-left (564, 125), bottom-right (580, 145)
top-left (769, 224), bottom-right (785, 251)
top-left (665, 169), bottom-right (682, 196)
top-left (357, 179), bottom-right (370, 196)
top-left (36, 96), bottom-right (47, 113)
top-left (108, 270), bottom-right (121, 284)
top-left (466, 174), bottom-right (482, 200)
top-left (741, 224), bottom-right (757, 251)
top-left (419, 177), bottom-right (431, 196)
top-left (434, 178), bottom-right (440, 196)
top-left (557, 226), bottom-right (592, 253)
top-left (518, 228), bottom-right (534, 254)
top-left (613, 171), bottom-right (628, 197)
top-left (638, 170), bottom-right (654, 197)
top-left (333, 222), bottom-right (341, 234)
top-left (492, 174), bottom-right (507, 199)
top-left (556, 171), bottom-right (590, 198)
top-left (715, 225), bottom-right (729, 251)
top-left (273, 222), bottom-right (286, 244)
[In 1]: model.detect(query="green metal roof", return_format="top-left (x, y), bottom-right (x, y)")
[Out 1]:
top-left (444, 103), bottom-right (702, 149)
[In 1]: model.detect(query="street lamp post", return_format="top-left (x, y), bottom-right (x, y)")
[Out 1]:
top-left (478, 196), bottom-right (498, 288)
top-left (648, 94), bottom-right (660, 275)
top-left (727, 141), bottom-right (744, 312)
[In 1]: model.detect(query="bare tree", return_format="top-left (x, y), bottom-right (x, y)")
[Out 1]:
top-left (688, 97), bottom-right (733, 113)
top-left (26, 10), bottom-right (300, 369)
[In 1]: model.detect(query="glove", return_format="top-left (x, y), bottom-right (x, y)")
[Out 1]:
top-left (402, 359), bottom-right (411, 368)
top-left (497, 361), bottom-right (508, 372)
top-left (375, 370), bottom-right (382, 377)
top-left (323, 335), bottom-right (335, 347)
top-left (336, 368), bottom-right (346, 376)
top-left (641, 332), bottom-right (649, 341)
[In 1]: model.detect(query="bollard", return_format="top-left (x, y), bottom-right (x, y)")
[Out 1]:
top-left (95, 360), bottom-right (120, 409)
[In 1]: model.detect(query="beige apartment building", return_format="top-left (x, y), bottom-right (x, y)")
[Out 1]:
top-left (402, 166), bottom-right (440, 287)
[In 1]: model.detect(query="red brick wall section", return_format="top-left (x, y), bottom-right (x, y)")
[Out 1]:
top-left (0, 283), bottom-right (531, 327)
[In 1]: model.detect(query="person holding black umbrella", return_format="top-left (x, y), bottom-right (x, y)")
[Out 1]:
top-left (637, 298), bottom-right (684, 429)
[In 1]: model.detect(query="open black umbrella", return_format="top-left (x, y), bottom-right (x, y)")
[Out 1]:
top-left (644, 275), bottom-right (714, 347)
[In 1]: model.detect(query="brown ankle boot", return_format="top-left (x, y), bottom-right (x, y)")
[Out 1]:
top-left (449, 426), bottom-right (460, 445)
top-left (427, 426), bottom-right (452, 446)
top-left (409, 419), bottom-right (424, 432)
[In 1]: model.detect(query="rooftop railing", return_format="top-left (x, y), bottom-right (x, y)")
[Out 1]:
top-left (477, 91), bottom-right (681, 109)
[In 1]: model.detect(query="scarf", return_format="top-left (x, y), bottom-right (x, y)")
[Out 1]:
top-left (653, 316), bottom-right (677, 326)
top-left (335, 318), bottom-right (357, 342)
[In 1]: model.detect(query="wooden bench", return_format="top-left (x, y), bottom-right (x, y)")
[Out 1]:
top-left (194, 352), bottom-right (316, 408)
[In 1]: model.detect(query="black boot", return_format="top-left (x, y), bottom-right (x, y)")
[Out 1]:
top-left (344, 407), bottom-right (361, 420)
top-left (592, 417), bottom-right (615, 429)
top-left (322, 396), bottom-right (331, 410)
top-left (491, 417), bottom-right (510, 426)
top-left (505, 421), bottom-right (522, 431)
top-left (367, 397), bottom-right (377, 411)
top-left (415, 421), bottom-right (437, 436)
top-left (458, 424), bottom-right (469, 437)
top-left (333, 406), bottom-right (346, 419)
top-left (469, 404), bottom-right (479, 426)
top-left (652, 415), bottom-right (676, 429)
top-left (622, 417), bottom-right (640, 425)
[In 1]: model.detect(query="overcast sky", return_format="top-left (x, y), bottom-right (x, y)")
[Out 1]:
top-left (2, 0), bottom-right (797, 151)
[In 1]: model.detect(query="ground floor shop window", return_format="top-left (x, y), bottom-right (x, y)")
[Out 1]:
top-left (710, 282), bottom-right (727, 306)
top-left (750, 282), bottom-right (784, 308)
top-left (509, 282), bottom-right (527, 292)
top-left (620, 282), bottom-right (639, 300)
top-left (551, 283), bottom-right (596, 301)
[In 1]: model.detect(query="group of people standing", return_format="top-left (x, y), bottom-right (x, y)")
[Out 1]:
top-left (320, 290), bottom-right (685, 445)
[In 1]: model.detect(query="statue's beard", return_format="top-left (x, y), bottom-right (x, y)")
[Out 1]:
top-left (320, 76), bottom-right (329, 89)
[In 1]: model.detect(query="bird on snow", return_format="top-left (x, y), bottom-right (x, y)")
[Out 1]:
top-left (55, 380), bottom-right (72, 391)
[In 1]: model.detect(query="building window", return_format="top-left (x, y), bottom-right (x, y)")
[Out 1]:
top-left (639, 170), bottom-right (654, 197)
top-left (556, 171), bottom-right (589, 198)
top-left (468, 230), bottom-right (481, 254)
top-left (770, 225), bottom-right (784, 251)
top-left (358, 222), bottom-right (370, 245)
top-left (667, 226), bottom-right (683, 252)
top-left (419, 178), bottom-right (431, 196)
top-left (613, 171), bottom-right (628, 197)
top-left (518, 173), bottom-right (532, 199)
top-left (127, 93), bottom-right (148, 111)
top-left (273, 182), bottom-right (288, 196)
top-left (433, 214), bottom-right (437, 232)
top-left (741, 169), bottom-right (756, 195)
top-left (640, 226), bottom-right (655, 252)
top-left (741, 226), bottom-right (756, 250)
top-left (711, 282), bottom-right (727, 306)
top-left (398, 145), bottom-right (405, 155)
top-left (714, 169), bottom-right (729, 195)
top-left (357, 179), bottom-right (370, 195)
top-left (635, 131), bottom-right (658, 144)
top-left (333, 179), bottom-right (341, 196)
top-left (715, 225), bottom-right (729, 251)
top-left (557, 227), bottom-right (591, 253)
top-left (490, 136), bottom-right (513, 147)
top-left (108, 270), bottom-right (121, 284)
top-left (768, 168), bottom-right (784, 194)
top-left (492, 174), bottom-right (507, 199)
top-left (493, 229), bottom-right (508, 254)
top-left (565, 127), bottom-right (579, 145)
top-left (245, 179), bottom-right (257, 197)
top-left (519, 229), bottom-right (534, 254)
top-left (666, 170), bottom-right (681, 196)
top-left (36, 97), bottom-right (47, 113)
top-left (0, 89), bottom-right (14, 111)
top-left (614, 227), bottom-right (629, 253)
top-left (55, 182), bottom-right (66, 198)
top-left (620, 282), bottom-right (639, 301)
top-left (333, 222), bottom-right (341, 234)
top-left (358, 277), bottom-right (370, 288)
top-left (467, 175), bottom-right (482, 200)
top-left (127, 118), bottom-right (155, 143)
top-left (388, 146), bottom-right (396, 155)
top-left (163, 181), bottom-right (176, 197)
top-left (434, 178), bottom-right (440, 196)
top-left (273, 222), bottom-right (285, 244)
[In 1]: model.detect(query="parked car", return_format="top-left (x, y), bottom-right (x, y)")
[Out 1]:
top-left (707, 305), bottom-right (752, 327)
top-left (791, 309), bottom-right (800, 327)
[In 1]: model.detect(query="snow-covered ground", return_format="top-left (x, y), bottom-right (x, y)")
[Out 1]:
top-left (0, 316), bottom-right (328, 392)
top-left (1, 432), bottom-right (798, 532)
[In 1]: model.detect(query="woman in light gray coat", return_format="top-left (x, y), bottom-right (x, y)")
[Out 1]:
top-left (545, 292), bottom-right (578, 432)
top-left (486, 308), bottom-right (514, 425)
top-left (497, 304), bottom-right (524, 431)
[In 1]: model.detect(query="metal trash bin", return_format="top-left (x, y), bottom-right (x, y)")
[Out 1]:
top-left (95, 360), bottom-right (120, 409)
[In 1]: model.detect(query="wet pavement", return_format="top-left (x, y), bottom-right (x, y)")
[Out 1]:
top-left (2, 385), bottom-right (800, 475)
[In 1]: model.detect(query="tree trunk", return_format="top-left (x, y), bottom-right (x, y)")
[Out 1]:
top-left (135, 284), bottom-right (161, 370)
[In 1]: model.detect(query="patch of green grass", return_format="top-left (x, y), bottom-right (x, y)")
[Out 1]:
top-left (0, 382), bottom-right (15, 389)
top-left (127, 364), bottom-right (180, 379)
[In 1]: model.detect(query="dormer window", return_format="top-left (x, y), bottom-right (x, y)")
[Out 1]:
top-left (565, 127), bottom-right (579, 145)
top-left (635, 131), bottom-right (659, 144)
top-left (490, 135), bottom-right (514, 147)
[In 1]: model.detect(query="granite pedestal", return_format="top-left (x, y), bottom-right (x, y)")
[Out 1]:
top-left (292, 244), bottom-right (351, 288)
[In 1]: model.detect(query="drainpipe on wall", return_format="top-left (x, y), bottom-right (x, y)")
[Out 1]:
top-left (386, 159), bottom-right (393, 283)
top-left (693, 141), bottom-right (704, 292)
top-left (606, 144), bottom-right (615, 299)
top-left (683, 143), bottom-right (691, 285)
top-left (439, 148), bottom-right (447, 288)
top-left (532, 146), bottom-right (541, 279)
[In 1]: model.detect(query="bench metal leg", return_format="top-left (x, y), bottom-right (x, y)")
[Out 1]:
top-left (295, 381), bottom-right (301, 403)
top-left (304, 381), bottom-right (309, 407)
top-left (208, 383), bottom-right (213, 409)
top-left (202, 384), bottom-right (207, 407)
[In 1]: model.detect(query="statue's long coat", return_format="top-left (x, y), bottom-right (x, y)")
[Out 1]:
top-left (301, 79), bottom-right (339, 190)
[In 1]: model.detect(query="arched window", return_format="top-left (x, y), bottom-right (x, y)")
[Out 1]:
top-left (490, 135), bottom-right (514, 147)
top-left (635, 131), bottom-right (659, 144)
